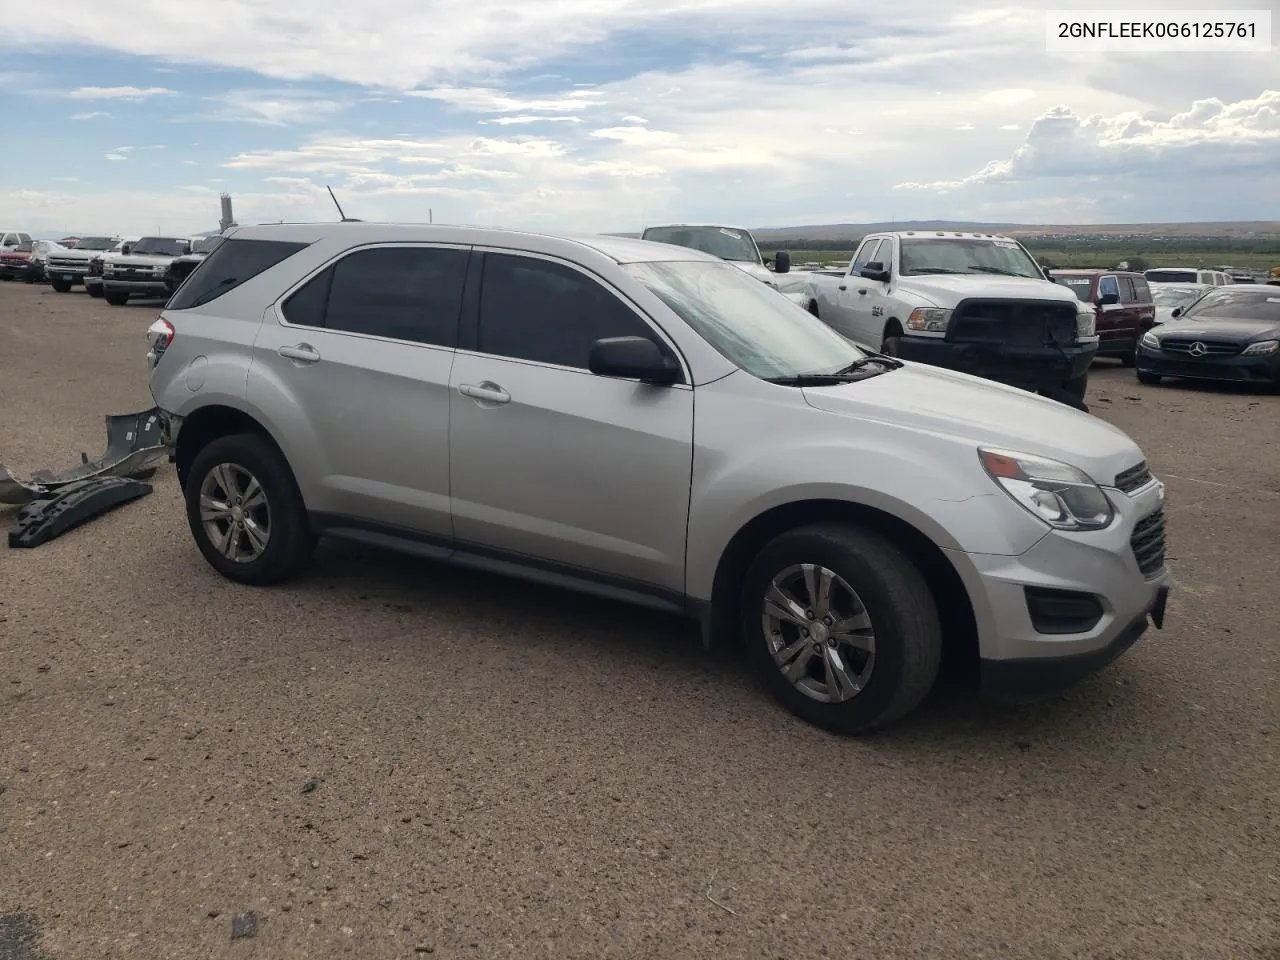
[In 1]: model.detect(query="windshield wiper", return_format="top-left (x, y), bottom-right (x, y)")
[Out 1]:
top-left (966, 266), bottom-right (1033, 277)
top-left (765, 353), bottom-right (904, 386)
top-left (905, 267), bottom-right (965, 274)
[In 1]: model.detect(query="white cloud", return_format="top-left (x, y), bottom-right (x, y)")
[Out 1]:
top-left (406, 86), bottom-right (602, 113)
top-left (67, 85), bottom-right (174, 100)
top-left (895, 90), bottom-right (1280, 191)
top-left (188, 89), bottom-right (346, 125)
top-left (70, 110), bottom-right (110, 120)
top-left (480, 115), bottom-right (585, 126)
top-left (104, 152), bottom-right (129, 161)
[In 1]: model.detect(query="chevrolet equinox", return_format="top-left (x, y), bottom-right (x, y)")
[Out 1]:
top-left (146, 223), bottom-right (1172, 733)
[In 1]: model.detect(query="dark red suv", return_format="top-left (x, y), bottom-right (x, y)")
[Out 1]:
top-left (1049, 270), bottom-right (1156, 366)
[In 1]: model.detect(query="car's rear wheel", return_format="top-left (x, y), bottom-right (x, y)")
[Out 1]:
top-left (1137, 371), bottom-right (1162, 386)
top-left (185, 432), bottom-right (314, 586)
top-left (741, 524), bottom-right (942, 734)
top-left (104, 289), bottom-right (129, 306)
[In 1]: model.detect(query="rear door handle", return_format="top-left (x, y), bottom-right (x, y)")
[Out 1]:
top-left (459, 381), bottom-right (511, 405)
top-left (278, 343), bottom-right (321, 364)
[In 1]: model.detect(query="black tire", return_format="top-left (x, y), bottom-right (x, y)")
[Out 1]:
top-left (1137, 371), bottom-right (1162, 386)
top-left (881, 322), bottom-right (903, 357)
top-left (740, 523), bottom-right (942, 734)
top-left (1119, 351), bottom-right (1136, 368)
top-left (104, 289), bottom-right (129, 306)
top-left (87, 283), bottom-right (103, 298)
top-left (808, 301), bottom-right (820, 318)
top-left (0, 275), bottom-right (11, 282)
top-left (184, 432), bottom-right (314, 585)
top-left (50, 278), bottom-right (73, 293)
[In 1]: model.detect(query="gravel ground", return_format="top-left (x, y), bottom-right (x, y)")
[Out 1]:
top-left (1, 281), bottom-right (1277, 960)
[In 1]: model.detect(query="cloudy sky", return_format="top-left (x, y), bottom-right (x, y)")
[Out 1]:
top-left (2, 0), bottom-right (1277, 235)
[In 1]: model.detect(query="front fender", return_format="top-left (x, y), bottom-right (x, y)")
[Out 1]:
top-left (684, 377), bottom-right (1049, 602)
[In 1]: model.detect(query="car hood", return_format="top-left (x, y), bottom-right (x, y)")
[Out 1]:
top-left (49, 247), bottom-right (112, 262)
top-left (1156, 316), bottom-right (1280, 341)
top-left (901, 274), bottom-right (1079, 307)
top-left (109, 254), bottom-right (179, 266)
top-left (802, 363), bottom-right (1142, 486)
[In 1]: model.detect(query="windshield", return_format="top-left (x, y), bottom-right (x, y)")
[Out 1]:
top-left (625, 260), bottom-right (868, 380)
top-left (131, 237), bottom-right (188, 256)
top-left (1052, 276), bottom-right (1095, 302)
top-left (1151, 285), bottom-right (1206, 308)
top-left (1145, 269), bottom-right (1198, 283)
top-left (642, 226), bottom-right (760, 263)
top-left (76, 237), bottom-right (118, 251)
top-left (899, 238), bottom-right (1044, 278)
top-left (1182, 288), bottom-right (1280, 322)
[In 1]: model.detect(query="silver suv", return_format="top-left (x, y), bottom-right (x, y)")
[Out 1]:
top-left (146, 223), bottom-right (1172, 733)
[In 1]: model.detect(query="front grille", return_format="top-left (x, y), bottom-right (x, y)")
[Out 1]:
top-left (1160, 338), bottom-right (1241, 357)
top-left (947, 299), bottom-right (1080, 347)
top-left (1130, 508), bottom-right (1167, 578)
top-left (1114, 461), bottom-right (1153, 494)
top-left (48, 258), bottom-right (85, 269)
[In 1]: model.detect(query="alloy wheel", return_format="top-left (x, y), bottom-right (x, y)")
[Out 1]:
top-left (198, 463), bottom-right (271, 563)
top-left (761, 563), bottom-right (876, 703)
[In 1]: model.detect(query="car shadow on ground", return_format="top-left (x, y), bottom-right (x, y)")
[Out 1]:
top-left (279, 535), bottom-right (1165, 752)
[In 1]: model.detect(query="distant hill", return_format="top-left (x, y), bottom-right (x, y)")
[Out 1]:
top-left (752, 220), bottom-right (1280, 244)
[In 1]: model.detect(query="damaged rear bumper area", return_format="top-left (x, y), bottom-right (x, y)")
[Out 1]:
top-left (1, 408), bottom-right (170, 546)
top-left (894, 298), bottom-right (1097, 410)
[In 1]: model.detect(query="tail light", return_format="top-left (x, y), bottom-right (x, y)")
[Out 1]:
top-left (146, 317), bottom-right (175, 369)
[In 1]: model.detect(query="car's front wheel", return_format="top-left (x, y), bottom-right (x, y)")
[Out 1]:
top-left (741, 524), bottom-right (942, 734)
top-left (50, 278), bottom-right (73, 293)
top-left (104, 289), bottom-right (129, 306)
top-left (185, 432), bottom-right (314, 586)
top-left (1137, 370), bottom-right (1162, 385)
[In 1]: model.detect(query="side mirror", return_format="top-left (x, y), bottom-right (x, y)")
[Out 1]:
top-left (1098, 292), bottom-right (1120, 307)
top-left (588, 336), bottom-right (681, 385)
top-left (1171, 306), bottom-right (1183, 318)
top-left (774, 250), bottom-right (791, 274)
top-left (121, 244), bottom-right (133, 255)
top-left (859, 261), bottom-right (890, 282)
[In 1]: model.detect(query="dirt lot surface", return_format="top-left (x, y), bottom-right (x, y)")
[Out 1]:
top-left (1, 281), bottom-right (1277, 960)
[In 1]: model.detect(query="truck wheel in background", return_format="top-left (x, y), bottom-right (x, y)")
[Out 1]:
top-left (808, 301), bottom-right (820, 318)
top-left (104, 290), bottom-right (130, 306)
top-left (881, 322), bottom-right (904, 356)
top-left (87, 284), bottom-right (103, 298)
top-left (50, 278), bottom-right (73, 293)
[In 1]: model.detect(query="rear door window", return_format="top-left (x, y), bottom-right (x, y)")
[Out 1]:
top-left (1118, 277), bottom-right (1138, 303)
top-left (1132, 277), bottom-right (1153, 302)
top-left (282, 245), bottom-right (469, 349)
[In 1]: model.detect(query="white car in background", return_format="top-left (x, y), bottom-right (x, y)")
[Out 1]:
top-left (84, 236), bottom-right (140, 298)
top-left (1149, 282), bottom-right (1211, 325)
top-left (1144, 267), bottom-right (1232, 286)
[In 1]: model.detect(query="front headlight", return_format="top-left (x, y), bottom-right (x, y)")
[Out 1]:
top-left (906, 307), bottom-right (951, 332)
top-left (978, 447), bottom-right (1114, 531)
top-left (1140, 330), bottom-right (1160, 349)
top-left (1242, 339), bottom-right (1278, 357)
top-left (1076, 308), bottom-right (1096, 338)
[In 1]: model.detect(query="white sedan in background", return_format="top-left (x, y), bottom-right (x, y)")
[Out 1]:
top-left (1150, 282), bottom-right (1211, 325)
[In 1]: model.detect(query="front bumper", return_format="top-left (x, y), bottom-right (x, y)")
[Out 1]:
top-left (0, 262), bottom-right (32, 279)
top-left (1136, 342), bottom-right (1280, 386)
top-left (47, 262), bottom-right (90, 283)
top-left (893, 334), bottom-right (1096, 391)
top-left (943, 476), bottom-right (1172, 700)
top-left (103, 278), bottom-right (170, 297)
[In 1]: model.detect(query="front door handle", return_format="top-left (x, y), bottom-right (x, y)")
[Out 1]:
top-left (857, 288), bottom-right (868, 295)
top-left (278, 343), bottom-right (321, 364)
top-left (459, 381), bottom-right (511, 405)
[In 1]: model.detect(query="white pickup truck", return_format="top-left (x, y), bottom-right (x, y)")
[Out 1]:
top-left (803, 231), bottom-right (1099, 410)
top-left (639, 223), bottom-right (815, 308)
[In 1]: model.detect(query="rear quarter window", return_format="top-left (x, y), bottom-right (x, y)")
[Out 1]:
top-left (1132, 277), bottom-right (1153, 302)
top-left (166, 238), bottom-right (310, 310)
